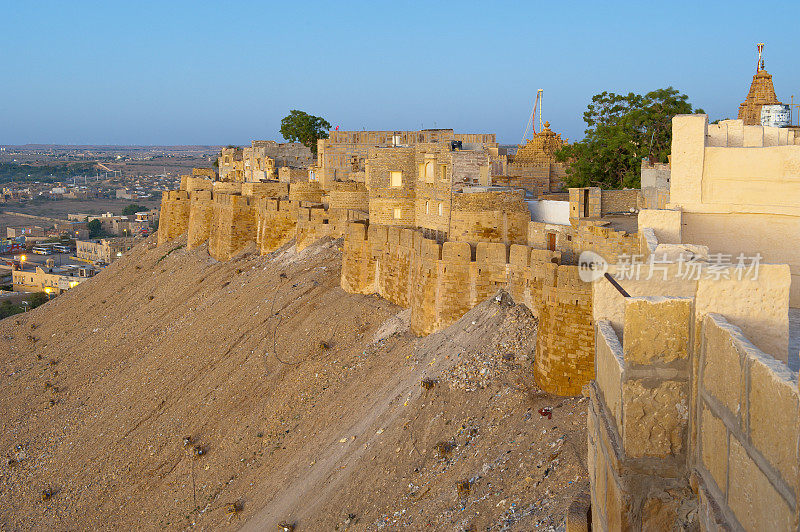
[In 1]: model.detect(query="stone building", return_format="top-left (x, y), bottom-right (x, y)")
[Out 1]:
top-left (313, 128), bottom-right (499, 189)
top-left (219, 141), bottom-right (311, 183)
top-left (76, 237), bottom-right (138, 264)
top-left (12, 261), bottom-right (96, 295)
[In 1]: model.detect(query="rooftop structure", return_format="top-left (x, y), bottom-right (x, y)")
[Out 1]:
top-left (738, 43), bottom-right (781, 125)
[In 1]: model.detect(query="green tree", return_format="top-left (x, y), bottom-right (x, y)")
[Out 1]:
top-left (28, 292), bottom-right (50, 308)
top-left (87, 219), bottom-right (104, 238)
top-left (122, 204), bottom-right (147, 216)
top-left (0, 300), bottom-right (22, 319)
top-left (555, 87), bottom-right (704, 189)
top-left (279, 110), bottom-right (331, 156)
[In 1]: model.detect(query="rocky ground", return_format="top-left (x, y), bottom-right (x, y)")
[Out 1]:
top-left (0, 235), bottom-right (588, 530)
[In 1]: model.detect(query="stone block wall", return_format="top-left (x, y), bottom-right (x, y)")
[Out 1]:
top-left (187, 190), bottom-right (213, 249)
top-left (590, 281), bottom-right (798, 530)
top-left (533, 266), bottom-right (594, 396)
top-left (695, 313), bottom-right (800, 530)
top-left (256, 198), bottom-right (297, 254)
top-left (589, 297), bottom-right (695, 531)
top-left (208, 194), bottom-right (258, 261)
top-left (328, 181), bottom-right (369, 210)
top-left (184, 175), bottom-right (214, 192)
top-left (341, 222), bottom-right (596, 395)
top-left (157, 190), bottom-right (190, 245)
top-left (242, 181), bottom-right (288, 199)
top-left (278, 166), bottom-right (309, 183)
top-left (600, 189), bottom-right (640, 215)
top-left (527, 221), bottom-right (639, 267)
top-left (449, 189), bottom-right (530, 245)
top-left (288, 181), bottom-right (324, 204)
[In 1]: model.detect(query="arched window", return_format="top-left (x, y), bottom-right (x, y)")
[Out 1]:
top-left (438, 203), bottom-right (443, 216)
top-left (425, 201), bottom-right (430, 214)
top-left (425, 162), bottom-right (434, 182)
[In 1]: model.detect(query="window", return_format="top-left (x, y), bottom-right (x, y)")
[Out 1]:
top-left (390, 171), bottom-right (403, 187)
top-left (393, 207), bottom-right (402, 219)
top-left (440, 164), bottom-right (448, 181)
top-left (438, 203), bottom-right (443, 216)
top-left (425, 162), bottom-right (434, 182)
top-left (425, 201), bottom-right (429, 214)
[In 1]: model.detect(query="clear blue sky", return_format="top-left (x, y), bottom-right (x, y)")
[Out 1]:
top-left (2, 1), bottom-right (798, 146)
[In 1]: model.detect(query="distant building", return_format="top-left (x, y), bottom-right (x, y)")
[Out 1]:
top-left (12, 261), bottom-right (96, 294)
top-left (7, 226), bottom-right (45, 239)
top-left (76, 237), bottom-right (138, 264)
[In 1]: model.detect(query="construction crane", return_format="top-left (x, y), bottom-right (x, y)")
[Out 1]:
top-left (521, 89), bottom-right (544, 144)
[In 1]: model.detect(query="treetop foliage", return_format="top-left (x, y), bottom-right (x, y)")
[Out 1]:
top-left (122, 204), bottom-right (147, 216)
top-left (555, 87), bottom-right (703, 189)
top-left (280, 110), bottom-right (331, 156)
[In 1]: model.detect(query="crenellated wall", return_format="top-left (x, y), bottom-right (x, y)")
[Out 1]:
top-left (589, 212), bottom-right (796, 530)
top-left (341, 221), bottom-right (595, 395)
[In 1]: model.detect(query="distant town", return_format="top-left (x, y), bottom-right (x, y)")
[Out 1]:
top-left (0, 145), bottom-right (220, 315)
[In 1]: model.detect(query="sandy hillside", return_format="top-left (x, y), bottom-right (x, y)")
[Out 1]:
top-left (0, 235), bottom-right (587, 531)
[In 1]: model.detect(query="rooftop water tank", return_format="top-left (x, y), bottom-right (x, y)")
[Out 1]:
top-left (760, 104), bottom-right (790, 127)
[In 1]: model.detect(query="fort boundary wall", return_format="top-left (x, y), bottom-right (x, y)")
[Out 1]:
top-left (157, 190), bottom-right (190, 245)
top-left (342, 221), bottom-right (595, 395)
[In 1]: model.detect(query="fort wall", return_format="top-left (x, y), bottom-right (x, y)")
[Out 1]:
top-left (187, 190), bottom-right (213, 249)
top-left (449, 189), bottom-right (530, 245)
top-left (589, 213), bottom-right (796, 530)
top-left (341, 221), bottom-right (596, 395)
top-left (256, 198), bottom-right (297, 254)
top-left (157, 190), bottom-right (190, 246)
top-left (208, 194), bottom-right (258, 261)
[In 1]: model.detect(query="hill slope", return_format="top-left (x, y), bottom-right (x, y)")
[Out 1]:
top-left (0, 236), bottom-right (587, 530)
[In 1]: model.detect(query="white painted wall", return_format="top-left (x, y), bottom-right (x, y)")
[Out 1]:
top-left (526, 200), bottom-right (570, 226)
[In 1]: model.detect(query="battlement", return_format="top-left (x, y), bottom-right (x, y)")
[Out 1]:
top-left (342, 221), bottom-right (595, 394)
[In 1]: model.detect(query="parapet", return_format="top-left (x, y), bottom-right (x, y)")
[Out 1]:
top-left (185, 176), bottom-right (213, 192)
top-left (705, 118), bottom-right (798, 148)
top-left (192, 167), bottom-right (216, 178)
top-left (213, 181), bottom-right (243, 195)
top-left (242, 181), bottom-right (288, 199)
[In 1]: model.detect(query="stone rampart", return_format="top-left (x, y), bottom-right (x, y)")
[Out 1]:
top-left (288, 181), bottom-right (324, 204)
top-left (589, 218), bottom-right (796, 530)
top-left (256, 198), bottom-right (298, 254)
top-left (449, 189), bottom-right (530, 245)
top-left (694, 314), bottom-right (800, 530)
top-left (341, 222), bottom-right (595, 395)
top-left (187, 189), bottom-right (213, 249)
top-left (208, 194), bottom-right (258, 261)
top-left (157, 190), bottom-right (190, 246)
top-left (328, 181), bottom-right (369, 210)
